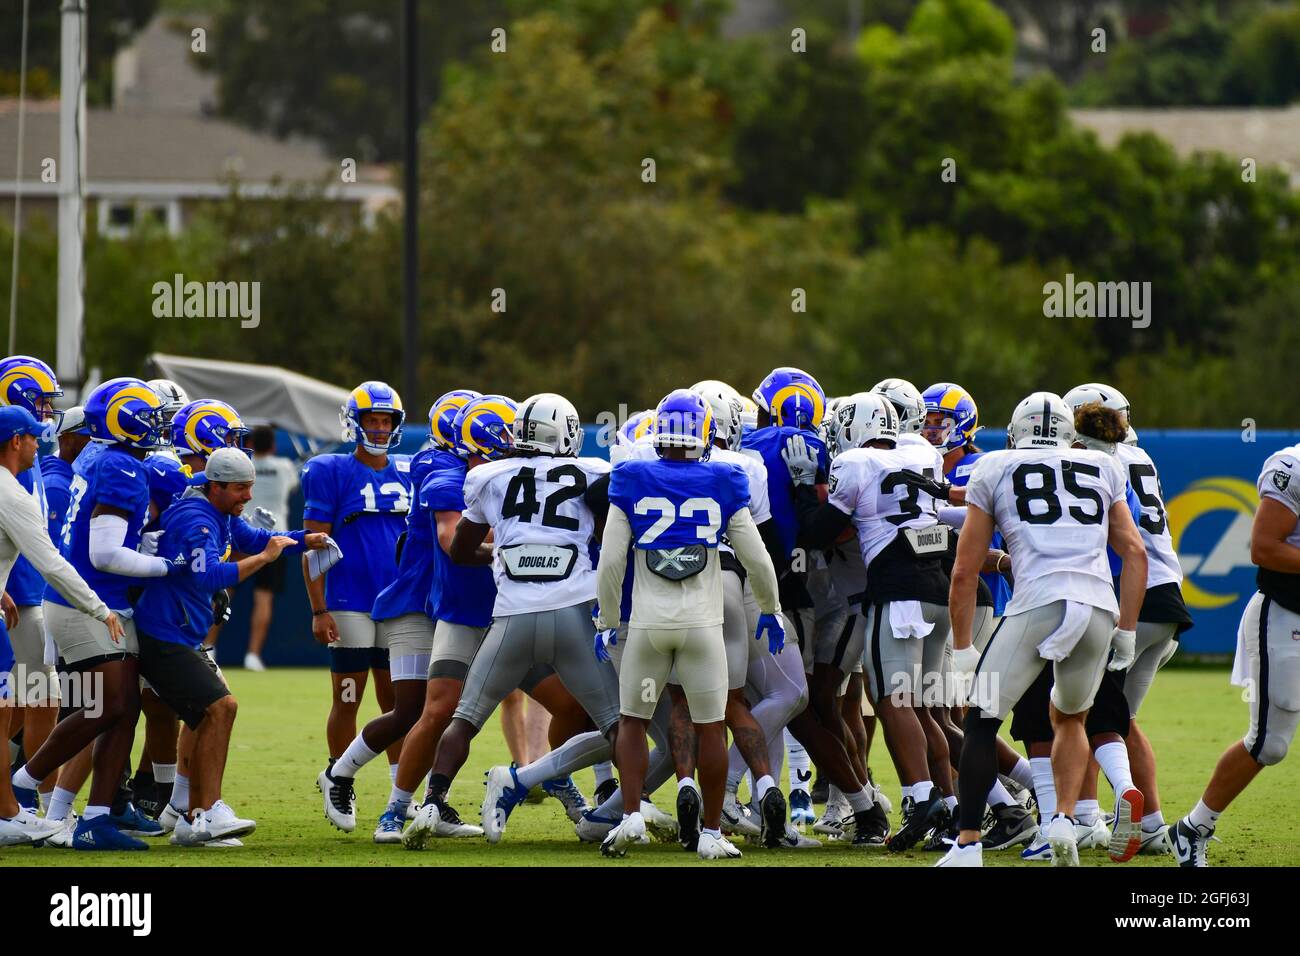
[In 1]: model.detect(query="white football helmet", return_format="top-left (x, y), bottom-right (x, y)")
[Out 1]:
top-left (512, 393), bottom-right (583, 457)
top-left (691, 380), bottom-right (744, 448)
top-left (833, 392), bottom-right (899, 454)
top-left (147, 378), bottom-right (190, 423)
top-left (1007, 392), bottom-right (1076, 450)
top-left (1063, 382), bottom-right (1136, 445)
top-left (820, 396), bottom-right (846, 454)
top-left (871, 378), bottom-right (926, 434)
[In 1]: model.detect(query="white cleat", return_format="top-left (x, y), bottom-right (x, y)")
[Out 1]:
top-left (813, 799), bottom-right (848, 839)
top-left (1108, 787), bottom-right (1143, 863)
top-left (406, 801), bottom-right (421, 820)
top-left (771, 823), bottom-right (821, 849)
top-left (721, 792), bottom-right (761, 838)
top-left (38, 812), bottom-right (77, 849)
top-left (170, 812), bottom-right (204, 846)
top-left (1046, 814), bottom-right (1080, 867)
top-left (639, 800), bottom-right (679, 843)
top-left (1020, 835), bottom-right (1053, 861)
top-left (242, 653), bottom-right (266, 672)
top-left (600, 811), bottom-right (646, 858)
top-left (1075, 818), bottom-right (1111, 850)
top-left (1138, 826), bottom-right (1173, 855)
top-left (0, 808), bottom-right (65, 846)
top-left (203, 838), bottom-right (244, 848)
top-left (318, 768), bottom-right (356, 833)
top-left (205, 800), bottom-right (256, 841)
top-left (935, 839), bottom-right (983, 867)
top-left (157, 803), bottom-right (182, 834)
top-left (697, 831), bottom-right (743, 860)
top-left (403, 803), bottom-right (440, 851)
top-left (575, 810), bottom-right (619, 843)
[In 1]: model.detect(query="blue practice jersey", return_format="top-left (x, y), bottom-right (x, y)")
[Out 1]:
top-left (741, 426), bottom-right (827, 559)
top-left (301, 452), bottom-right (412, 612)
top-left (372, 448), bottom-right (459, 621)
top-left (40, 456), bottom-right (74, 604)
top-left (7, 460), bottom-right (48, 606)
top-left (143, 453), bottom-right (190, 526)
top-left (47, 445), bottom-right (152, 611)
top-left (946, 450), bottom-right (1013, 615)
top-left (608, 457), bottom-right (751, 550)
top-left (423, 460), bottom-right (496, 628)
top-left (1107, 484), bottom-right (1144, 578)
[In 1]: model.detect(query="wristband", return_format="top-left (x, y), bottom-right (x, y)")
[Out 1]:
top-left (312, 609), bottom-right (330, 617)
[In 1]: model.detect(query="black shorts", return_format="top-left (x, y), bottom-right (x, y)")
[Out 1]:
top-left (136, 630), bottom-right (230, 730)
top-left (252, 557), bottom-right (287, 593)
top-left (1009, 664), bottom-right (1130, 743)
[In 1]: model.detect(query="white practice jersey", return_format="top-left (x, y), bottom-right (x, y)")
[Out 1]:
top-left (965, 447), bottom-right (1128, 617)
top-left (827, 444), bottom-right (944, 568)
top-left (1114, 442), bottom-right (1182, 589)
top-left (713, 447), bottom-right (770, 556)
top-left (1257, 443), bottom-right (1300, 548)
top-left (462, 454), bottom-right (611, 617)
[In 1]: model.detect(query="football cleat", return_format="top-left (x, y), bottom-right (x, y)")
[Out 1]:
top-left (11, 784), bottom-right (39, 813)
top-left (373, 806), bottom-right (405, 844)
top-left (887, 788), bottom-right (949, 853)
top-left (1138, 826), bottom-right (1173, 855)
top-left (1076, 817), bottom-right (1111, 850)
top-left (403, 803), bottom-right (440, 851)
top-left (640, 800), bottom-right (679, 843)
top-left (721, 791), bottom-right (761, 838)
top-left (923, 810), bottom-right (960, 852)
top-left (789, 788), bottom-right (815, 827)
top-left (1021, 835), bottom-right (1053, 861)
top-left (981, 802), bottom-right (1038, 851)
top-left (849, 807), bottom-right (889, 848)
top-left (810, 776), bottom-right (830, 805)
top-left (759, 787), bottom-right (788, 849)
top-left (593, 778), bottom-right (619, 807)
top-left (318, 768), bottom-right (357, 833)
top-left (771, 823), bottom-right (821, 849)
top-left (1108, 787), bottom-right (1144, 863)
top-left (697, 831), bottom-right (744, 860)
top-left (202, 838), bottom-right (244, 848)
top-left (37, 812), bottom-right (77, 849)
top-left (157, 803), bottom-right (182, 834)
top-left (170, 812), bottom-right (203, 846)
top-left (541, 775), bottom-right (590, 824)
top-left (1171, 818), bottom-right (1217, 868)
top-left (108, 802), bottom-right (164, 838)
top-left (677, 784), bottom-right (702, 852)
top-left (935, 839), bottom-right (983, 867)
top-left (0, 807), bottom-right (65, 847)
top-left (575, 809), bottom-right (620, 844)
top-left (74, 814), bottom-right (148, 851)
top-left (600, 812), bottom-right (646, 858)
top-left (1046, 814), bottom-right (1080, 867)
top-left (198, 801), bottom-right (255, 842)
top-left (814, 798), bottom-right (848, 838)
top-left (483, 765), bottom-right (531, 843)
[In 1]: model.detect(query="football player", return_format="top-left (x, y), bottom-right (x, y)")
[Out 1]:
top-left (302, 382), bottom-right (412, 790)
top-left (595, 389), bottom-right (785, 859)
top-left (1171, 440), bottom-right (1300, 867)
top-left (937, 392), bottom-right (1147, 867)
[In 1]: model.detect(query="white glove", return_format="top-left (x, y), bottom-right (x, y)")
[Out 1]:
top-left (952, 644), bottom-right (981, 678)
top-left (781, 434), bottom-right (818, 486)
top-left (1108, 627), bottom-right (1137, 671)
top-left (139, 530), bottom-right (164, 557)
top-left (252, 507), bottom-right (278, 530)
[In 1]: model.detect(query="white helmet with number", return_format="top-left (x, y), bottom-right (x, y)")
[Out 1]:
top-left (691, 380), bottom-right (744, 448)
top-left (833, 392), bottom-right (899, 454)
top-left (820, 396), bottom-right (846, 454)
top-left (1008, 391), bottom-right (1075, 450)
top-left (147, 378), bottom-right (190, 423)
top-left (871, 378), bottom-right (926, 434)
top-left (1063, 382), bottom-right (1135, 445)
top-left (512, 393), bottom-right (583, 457)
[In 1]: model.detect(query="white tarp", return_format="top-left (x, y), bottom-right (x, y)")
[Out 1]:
top-left (148, 353), bottom-right (349, 443)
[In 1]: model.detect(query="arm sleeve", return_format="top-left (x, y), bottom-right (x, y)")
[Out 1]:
top-left (792, 483), bottom-right (853, 551)
top-left (937, 505), bottom-right (968, 529)
top-left (0, 489), bottom-right (110, 620)
top-left (595, 505), bottom-right (632, 631)
top-left (728, 508), bottom-right (781, 616)
top-left (88, 514), bottom-right (170, 577)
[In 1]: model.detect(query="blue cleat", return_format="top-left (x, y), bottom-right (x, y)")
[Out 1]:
top-left (541, 776), bottom-right (590, 824)
top-left (481, 765), bottom-right (531, 844)
top-left (109, 803), bottom-right (164, 837)
top-left (373, 805), bottom-right (404, 844)
top-left (789, 788), bottom-right (815, 827)
top-left (11, 784), bottom-right (39, 813)
top-left (72, 814), bottom-right (149, 851)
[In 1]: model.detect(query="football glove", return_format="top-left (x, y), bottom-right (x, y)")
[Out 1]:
top-left (140, 530), bottom-right (164, 556)
top-left (893, 469), bottom-right (953, 502)
top-left (252, 507), bottom-right (278, 531)
top-left (755, 613), bottom-right (786, 655)
top-left (212, 588), bottom-right (233, 626)
top-left (1108, 627), bottom-right (1137, 672)
top-left (952, 644), bottom-right (981, 679)
top-left (594, 628), bottom-right (618, 663)
top-left (781, 434), bottom-right (818, 486)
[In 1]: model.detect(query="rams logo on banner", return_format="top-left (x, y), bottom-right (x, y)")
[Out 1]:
top-left (1167, 477), bottom-right (1258, 611)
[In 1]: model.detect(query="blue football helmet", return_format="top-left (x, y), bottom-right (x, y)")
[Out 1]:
top-left (84, 377), bottom-right (168, 449)
top-left (922, 382), bottom-right (979, 451)
top-left (341, 381), bottom-right (405, 454)
top-left (429, 388), bottom-right (481, 453)
top-left (172, 399), bottom-right (250, 459)
top-left (652, 389), bottom-right (715, 460)
top-left (0, 355), bottom-right (64, 432)
top-left (752, 366), bottom-right (825, 431)
top-left (453, 394), bottom-right (517, 461)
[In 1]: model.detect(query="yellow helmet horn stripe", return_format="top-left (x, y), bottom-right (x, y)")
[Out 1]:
top-left (431, 395), bottom-right (473, 445)
top-left (0, 363), bottom-right (57, 400)
top-left (771, 383), bottom-right (825, 428)
top-left (459, 400), bottom-right (517, 455)
top-left (185, 401), bottom-right (242, 455)
top-left (106, 384), bottom-right (164, 442)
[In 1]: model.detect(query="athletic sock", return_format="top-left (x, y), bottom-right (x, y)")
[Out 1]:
top-left (516, 730), bottom-right (609, 789)
top-left (389, 763), bottom-right (399, 783)
top-left (389, 785), bottom-right (414, 817)
top-left (1007, 756), bottom-right (1034, 790)
top-left (1075, 799), bottom-right (1100, 826)
top-left (1141, 810), bottom-right (1166, 833)
top-left (593, 761), bottom-right (615, 785)
top-left (1093, 740), bottom-right (1135, 795)
top-left (988, 779), bottom-right (1016, 808)
top-left (784, 728), bottom-right (811, 792)
top-left (83, 805), bottom-right (109, 820)
top-left (1188, 800), bottom-right (1220, 832)
top-left (11, 766), bottom-right (38, 791)
top-left (332, 736), bottom-right (379, 779)
top-left (170, 774), bottom-right (190, 812)
top-left (1030, 757), bottom-right (1056, 824)
top-left (426, 774), bottom-right (451, 804)
top-left (844, 787), bottom-right (874, 812)
top-left (702, 827), bottom-right (722, 839)
top-left (47, 787), bottom-right (77, 822)
top-left (152, 762), bottom-right (177, 786)
top-left (943, 794), bottom-right (958, 812)
top-left (753, 774), bottom-right (775, 802)
top-left (912, 779), bottom-right (935, 802)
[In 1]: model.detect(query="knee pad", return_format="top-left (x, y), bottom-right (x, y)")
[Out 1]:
top-left (1249, 720), bottom-right (1296, 766)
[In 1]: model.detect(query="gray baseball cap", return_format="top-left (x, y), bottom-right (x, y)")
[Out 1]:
top-left (189, 446), bottom-right (256, 485)
top-left (56, 406), bottom-right (90, 436)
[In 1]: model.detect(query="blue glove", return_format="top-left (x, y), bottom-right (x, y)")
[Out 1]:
top-left (755, 613), bottom-right (786, 655)
top-left (594, 628), bottom-right (618, 663)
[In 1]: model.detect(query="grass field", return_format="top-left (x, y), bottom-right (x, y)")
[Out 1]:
top-left (6, 665), bottom-right (1297, 867)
